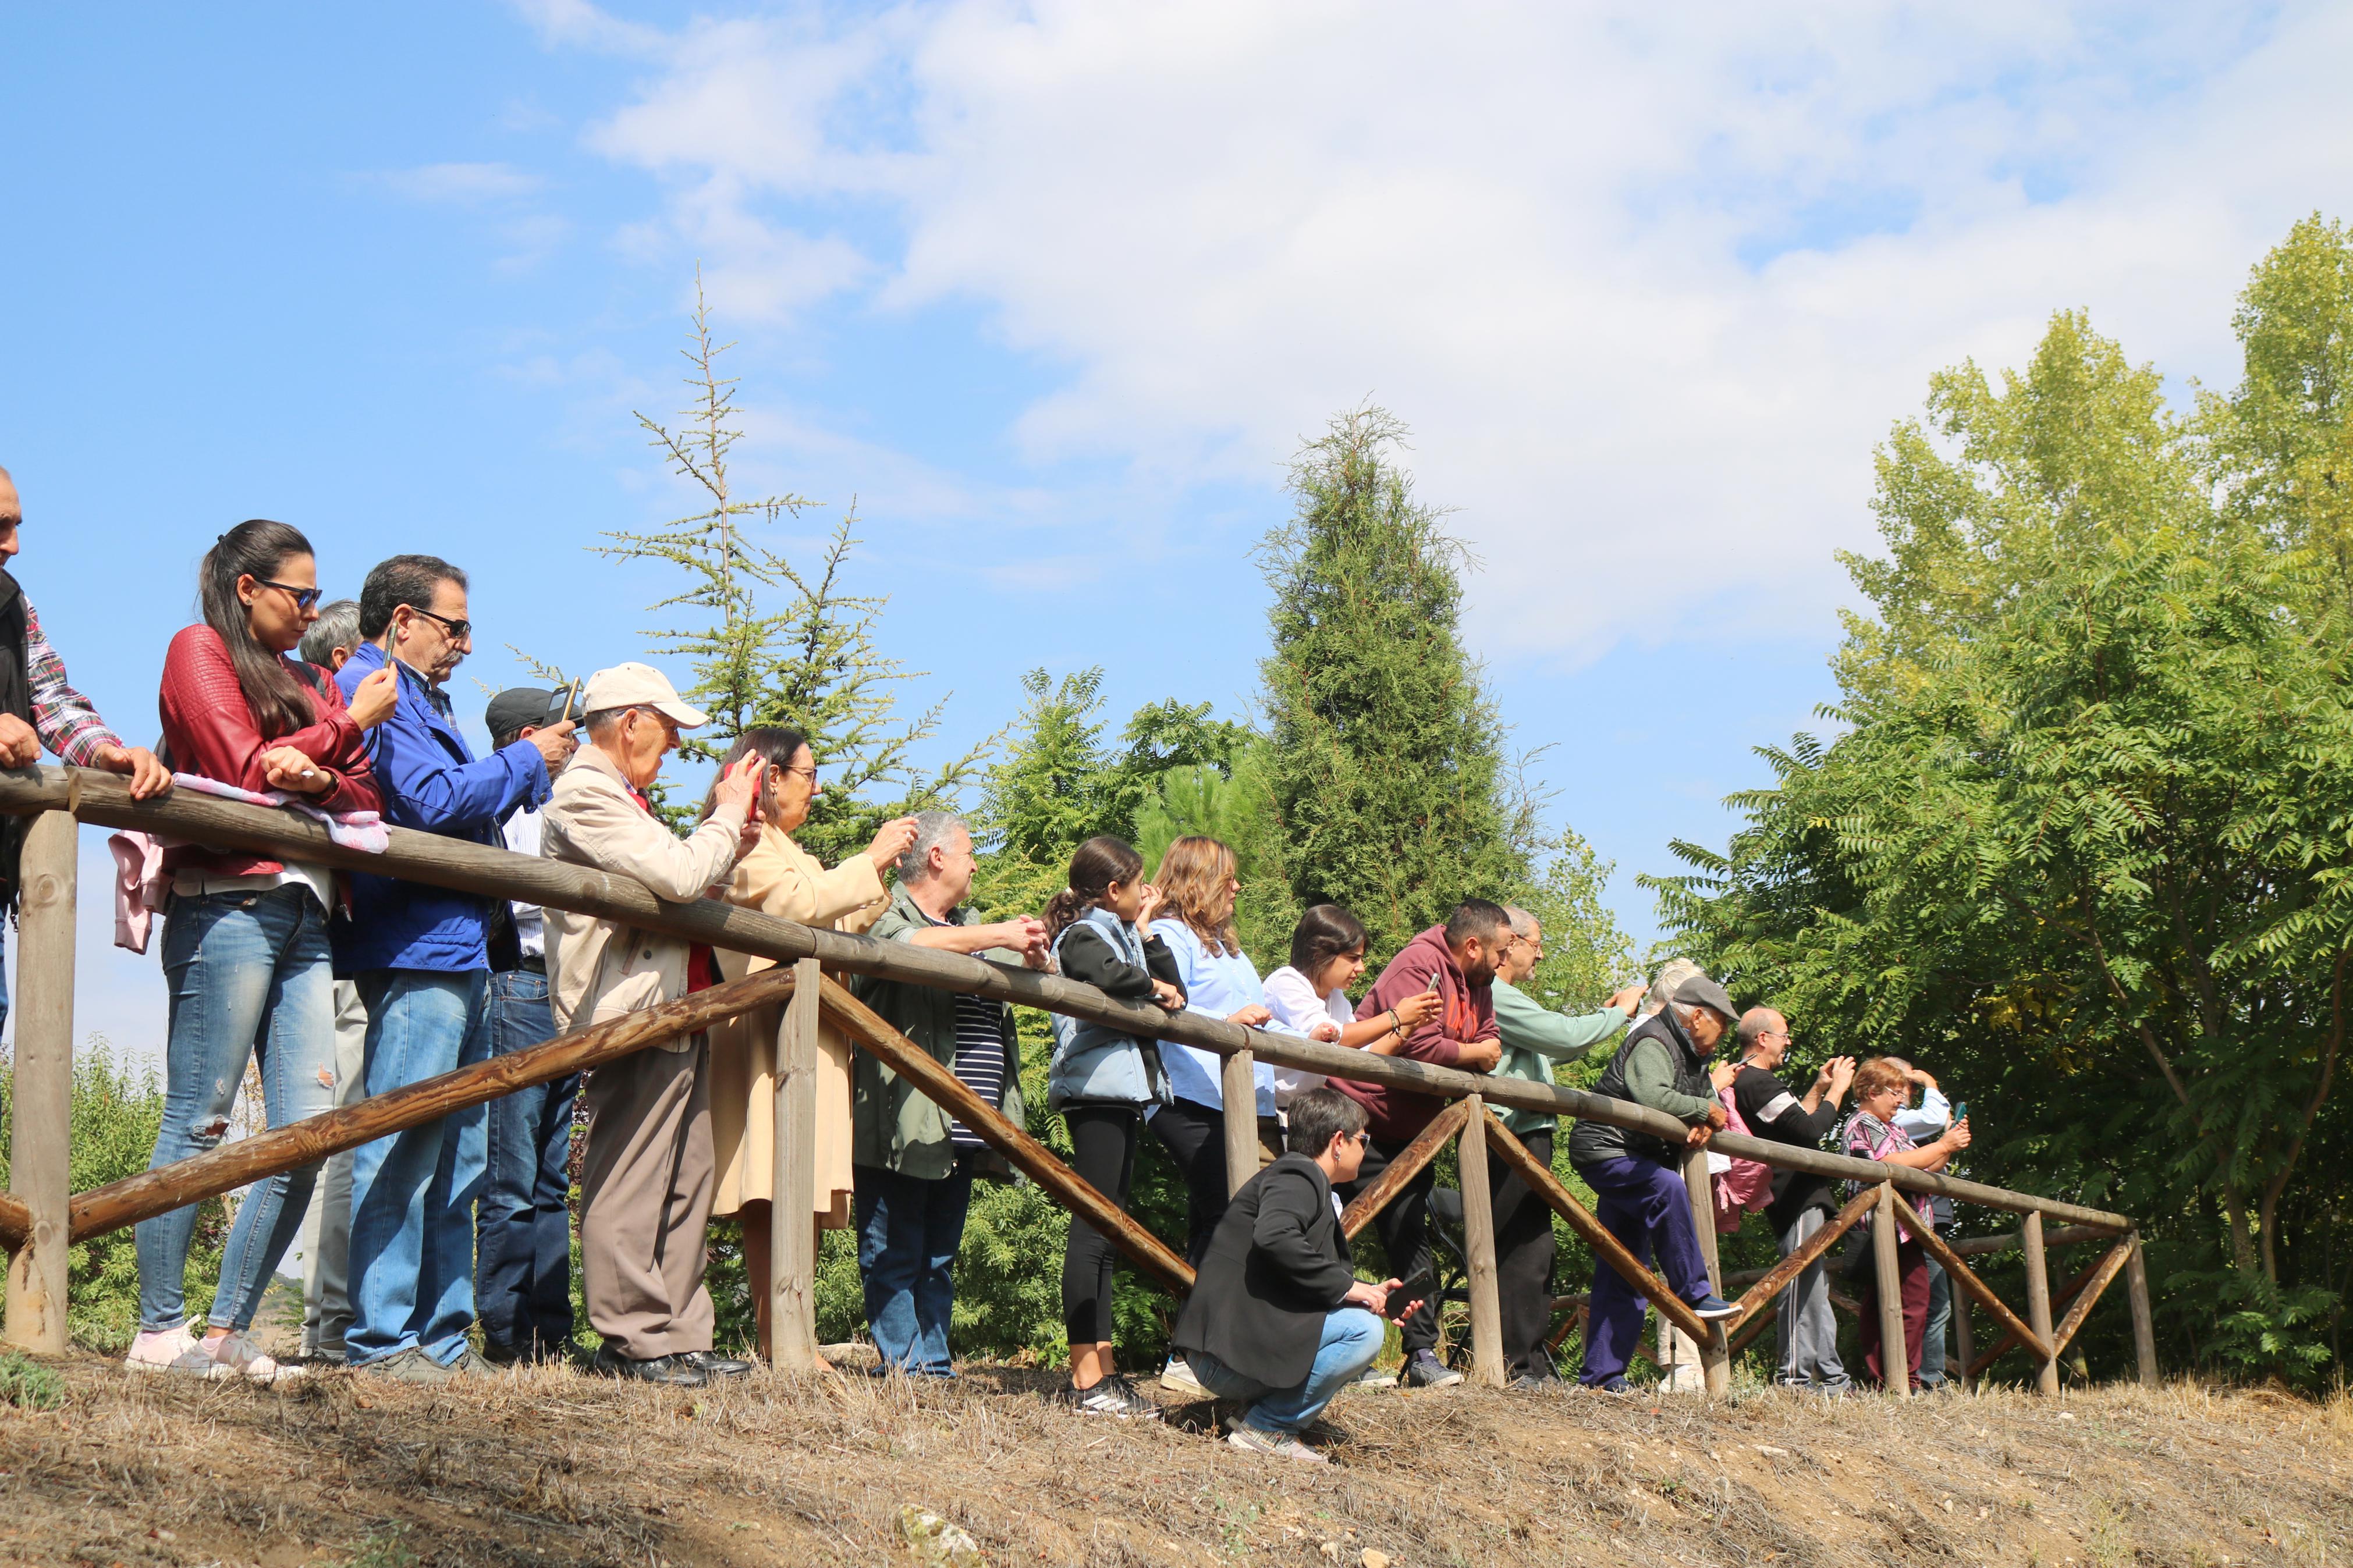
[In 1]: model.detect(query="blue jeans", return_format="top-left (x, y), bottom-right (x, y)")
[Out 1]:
top-left (347, 969), bottom-right (491, 1367)
top-left (853, 1158), bottom-right (977, 1375)
top-left (137, 887), bottom-right (338, 1332)
top-left (474, 968), bottom-right (577, 1357)
top-left (1575, 1154), bottom-right (1716, 1386)
top-left (1186, 1308), bottom-right (1385, 1434)
top-left (1919, 1247), bottom-right (1953, 1386)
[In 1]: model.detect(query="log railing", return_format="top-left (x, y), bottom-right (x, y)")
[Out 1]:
top-left (0, 765), bottom-right (2156, 1392)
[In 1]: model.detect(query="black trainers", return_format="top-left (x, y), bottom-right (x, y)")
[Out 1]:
top-left (1059, 1375), bottom-right (1163, 1420)
top-left (1690, 1294), bottom-right (1741, 1321)
top-left (683, 1350), bottom-right (754, 1378)
top-left (1402, 1352), bottom-right (1464, 1389)
top-left (591, 1347), bottom-right (708, 1388)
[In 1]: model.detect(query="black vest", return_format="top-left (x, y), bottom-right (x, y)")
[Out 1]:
top-left (1570, 1007), bottom-right (1713, 1165)
top-left (0, 573), bottom-right (36, 911)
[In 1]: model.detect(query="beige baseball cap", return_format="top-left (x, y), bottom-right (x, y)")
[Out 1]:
top-left (581, 662), bottom-right (709, 728)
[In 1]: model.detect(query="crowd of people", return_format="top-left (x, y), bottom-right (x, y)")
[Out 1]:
top-left (0, 477), bottom-right (1974, 1464)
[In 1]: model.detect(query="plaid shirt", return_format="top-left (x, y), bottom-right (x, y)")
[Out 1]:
top-left (23, 598), bottom-right (123, 766)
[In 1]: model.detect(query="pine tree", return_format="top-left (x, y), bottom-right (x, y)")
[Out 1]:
top-left (1256, 406), bottom-right (1533, 958)
top-left (606, 270), bottom-right (985, 855)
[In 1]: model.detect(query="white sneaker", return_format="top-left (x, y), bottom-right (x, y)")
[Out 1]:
top-left (192, 1331), bottom-right (303, 1384)
top-left (1354, 1363), bottom-right (1399, 1389)
top-left (1227, 1424), bottom-right (1328, 1464)
top-left (1159, 1356), bottom-right (1210, 1398)
top-left (124, 1324), bottom-right (199, 1374)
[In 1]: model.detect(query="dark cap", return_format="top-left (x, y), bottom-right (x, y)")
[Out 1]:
top-left (1671, 973), bottom-right (1741, 1025)
top-left (485, 687), bottom-right (567, 742)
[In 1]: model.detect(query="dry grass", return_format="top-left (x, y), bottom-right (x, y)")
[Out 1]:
top-left (1, 1356), bottom-right (2347, 1567)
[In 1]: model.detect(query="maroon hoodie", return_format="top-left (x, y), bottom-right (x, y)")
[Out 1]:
top-left (1333, 924), bottom-right (1497, 1140)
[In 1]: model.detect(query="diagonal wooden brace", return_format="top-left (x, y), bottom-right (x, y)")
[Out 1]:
top-left (1967, 1253), bottom-right (2099, 1378)
top-left (818, 978), bottom-right (1195, 1295)
top-left (2047, 1238), bottom-right (2135, 1362)
top-left (1731, 1186), bottom-right (1879, 1331)
top-left (1479, 1108), bottom-right (1709, 1346)
top-left (1889, 1193), bottom-right (2051, 1363)
top-left (1339, 1098), bottom-right (1473, 1240)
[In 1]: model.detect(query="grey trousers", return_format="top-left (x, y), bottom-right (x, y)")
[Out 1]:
top-left (1776, 1207), bottom-right (1851, 1390)
top-left (298, 980), bottom-right (371, 1359)
top-left (581, 1036), bottom-right (716, 1359)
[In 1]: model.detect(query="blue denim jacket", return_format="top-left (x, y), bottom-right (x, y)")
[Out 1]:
top-left (331, 642), bottom-right (549, 975)
top-left (1046, 906), bottom-right (1173, 1111)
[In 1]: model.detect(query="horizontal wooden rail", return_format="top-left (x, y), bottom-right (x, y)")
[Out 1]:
top-left (4, 764), bottom-right (2129, 1233)
top-left (1946, 1223), bottom-right (2114, 1258)
top-left (0, 1191), bottom-right (27, 1253)
top-left (65, 966), bottom-right (799, 1242)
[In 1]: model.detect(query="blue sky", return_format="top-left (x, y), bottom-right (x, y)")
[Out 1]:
top-left (6, 1), bottom-right (2350, 1057)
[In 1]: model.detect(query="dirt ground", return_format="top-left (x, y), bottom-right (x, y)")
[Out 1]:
top-left (0, 1352), bottom-right (2344, 1568)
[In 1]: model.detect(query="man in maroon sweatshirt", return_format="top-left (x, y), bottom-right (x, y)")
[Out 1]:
top-left (1332, 899), bottom-right (1508, 1389)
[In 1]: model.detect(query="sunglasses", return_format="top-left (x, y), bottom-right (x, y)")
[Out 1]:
top-left (406, 605), bottom-right (473, 641)
top-left (254, 578), bottom-right (324, 612)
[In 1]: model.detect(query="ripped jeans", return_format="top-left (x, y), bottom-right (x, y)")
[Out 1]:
top-left (136, 885), bottom-right (338, 1334)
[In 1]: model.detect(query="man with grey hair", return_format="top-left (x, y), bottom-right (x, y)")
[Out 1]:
top-left (848, 810), bottom-right (1050, 1374)
top-left (1727, 1005), bottom-right (1855, 1391)
top-left (298, 599), bottom-right (364, 673)
top-left (1486, 905), bottom-right (1645, 1386)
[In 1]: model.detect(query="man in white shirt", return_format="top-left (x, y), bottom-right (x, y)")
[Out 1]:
top-left (475, 687), bottom-right (579, 1364)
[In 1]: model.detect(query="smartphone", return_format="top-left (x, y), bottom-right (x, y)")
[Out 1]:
top-left (1951, 1101), bottom-right (1968, 1124)
top-left (559, 678), bottom-right (583, 724)
top-left (1384, 1271), bottom-right (1435, 1320)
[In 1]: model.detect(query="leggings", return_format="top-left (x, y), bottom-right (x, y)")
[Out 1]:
top-left (1148, 1098), bottom-right (1234, 1270)
top-left (1061, 1105), bottom-right (1141, 1346)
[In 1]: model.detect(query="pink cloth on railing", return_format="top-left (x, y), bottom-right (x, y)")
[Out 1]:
top-left (108, 831), bottom-right (169, 955)
top-left (105, 774), bottom-right (391, 953)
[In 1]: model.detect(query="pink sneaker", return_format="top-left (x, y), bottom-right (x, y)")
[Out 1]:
top-left (124, 1324), bottom-right (200, 1374)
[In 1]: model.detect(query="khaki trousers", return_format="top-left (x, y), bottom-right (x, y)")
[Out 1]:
top-left (581, 1036), bottom-right (715, 1359)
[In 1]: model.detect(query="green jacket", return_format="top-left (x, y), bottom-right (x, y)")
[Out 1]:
top-left (849, 884), bottom-right (1026, 1182)
top-left (1490, 981), bottom-right (1633, 1136)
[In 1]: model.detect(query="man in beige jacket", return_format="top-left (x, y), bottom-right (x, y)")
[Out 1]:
top-left (542, 662), bottom-right (761, 1388)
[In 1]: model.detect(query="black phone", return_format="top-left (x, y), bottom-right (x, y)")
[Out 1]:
top-left (1384, 1271), bottom-right (1435, 1320)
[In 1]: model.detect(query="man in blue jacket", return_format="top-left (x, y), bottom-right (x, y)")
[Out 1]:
top-left (336, 554), bottom-right (576, 1381)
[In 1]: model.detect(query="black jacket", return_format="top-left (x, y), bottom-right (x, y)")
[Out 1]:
top-left (1171, 1153), bottom-right (1358, 1388)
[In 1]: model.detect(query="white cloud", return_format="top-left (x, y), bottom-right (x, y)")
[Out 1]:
top-left (379, 161), bottom-right (546, 204)
top-left (548, 0), bottom-right (2353, 662)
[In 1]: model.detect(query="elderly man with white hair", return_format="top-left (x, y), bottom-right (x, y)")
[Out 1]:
top-left (1566, 969), bottom-right (1746, 1393)
top-left (542, 662), bottom-right (762, 1389)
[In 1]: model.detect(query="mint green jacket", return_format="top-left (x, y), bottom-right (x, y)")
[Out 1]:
top-left (849, 885), bottom-right (1025, 1182)
top-left (1489, 980), bottom-right (1633, 1135)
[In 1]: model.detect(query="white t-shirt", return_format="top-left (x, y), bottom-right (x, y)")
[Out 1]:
top-left (1262, 965), bottom-right (1355, 1106)
top-left (503, 808), bottom-right (545, 958)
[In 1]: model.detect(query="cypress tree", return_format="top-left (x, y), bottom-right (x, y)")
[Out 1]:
top-left (1257, 406), bottom-right (1530, 958)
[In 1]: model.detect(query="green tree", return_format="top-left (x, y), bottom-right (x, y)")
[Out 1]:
top-left (1652, 296), bottom-right (2353, 1383)
top-left (605, 271), bottom-right (984, 855)
top-left (1257, 406), bottom-right (1535, 959)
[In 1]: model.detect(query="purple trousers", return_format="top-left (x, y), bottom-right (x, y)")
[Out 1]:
top-left (1575, 1154), bottom-right (1715, 1386)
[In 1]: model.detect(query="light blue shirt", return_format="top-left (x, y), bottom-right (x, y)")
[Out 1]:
top-left (1893, 1083), bottom-right (1952, 1142)
top-left (1148, 919), bottom-right (1286, 1117)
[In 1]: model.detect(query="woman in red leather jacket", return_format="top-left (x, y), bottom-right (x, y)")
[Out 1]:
top-left (127, 519), bottom-right (399, 1382)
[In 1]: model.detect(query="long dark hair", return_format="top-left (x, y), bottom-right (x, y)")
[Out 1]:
top-left (1042, 834), bottom-right (1145, 945)
top-left (697, 725), bottom-right (809, 825)
top-left (1289, 903), bottom-right (1368, 983)
top-left (199, 520), bottom-right (319, 741)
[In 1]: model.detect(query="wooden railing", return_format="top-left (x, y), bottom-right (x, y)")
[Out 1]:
top-left (0, 765), bottom-right (2156, 1395)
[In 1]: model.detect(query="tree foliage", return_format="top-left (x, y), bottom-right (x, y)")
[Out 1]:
top-left (606, 271), bottom-right (985, 855)
top-left (1651, 223), bottom-right (2353, 1382)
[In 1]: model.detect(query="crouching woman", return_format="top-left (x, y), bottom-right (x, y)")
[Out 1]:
top-left (1169, 1088), bottom-right (1417, 1464)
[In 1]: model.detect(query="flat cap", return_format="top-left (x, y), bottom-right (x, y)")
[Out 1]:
top-left (1671, 973), bottom-right (1741, 1024)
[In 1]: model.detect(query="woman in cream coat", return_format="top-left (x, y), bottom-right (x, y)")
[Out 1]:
top-left (702, 726), bottom-right (918, 1356)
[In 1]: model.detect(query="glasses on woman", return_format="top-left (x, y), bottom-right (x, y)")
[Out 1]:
top-left (255, 578), bottom-right (324, 612)
top-left (770, 762), bottom-right (818, 783)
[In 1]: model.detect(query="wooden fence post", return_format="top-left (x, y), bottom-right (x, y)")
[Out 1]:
top-left (2021, 1209), bottom-right (2059, 1395)
top-left (1220, 1048), bottom-right (1258, 1198)
top-left (1872, 1183), bottom-right (1908, 1399)
top-left (2124, 1231), bottom-right (2157, 1388)
top-left (4, 809), bottom-right (76, 1355)
top-left (769, 957), bottom-right (822, 1372)
top-left (1454, 1095), bottom-right (1504, 1387)
top-left (1681, 1140), bottom-right (1730, 1396)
